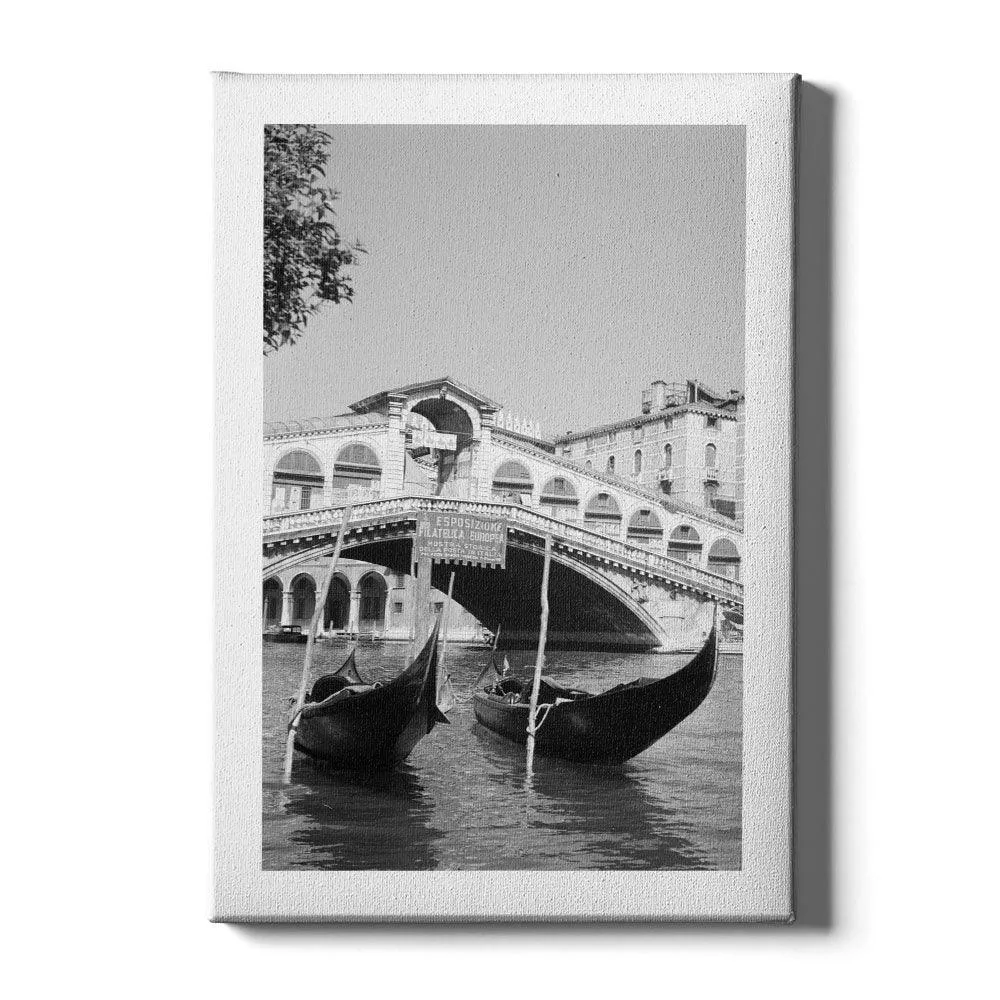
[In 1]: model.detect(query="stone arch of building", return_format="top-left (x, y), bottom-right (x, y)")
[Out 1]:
top-left (262, 576), bottom-right (282, 626)
top-left (323, 572), bottom-right (352, 631)
top-left (667, 523), bottom-right (703, 564)
top-left (357, 570), bottom-right (389, 632)
top-left (706, 536), bottom-right (741, 580)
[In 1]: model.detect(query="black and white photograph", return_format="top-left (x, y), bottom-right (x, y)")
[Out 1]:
top-left (260, 123), bottom-right (747, 873)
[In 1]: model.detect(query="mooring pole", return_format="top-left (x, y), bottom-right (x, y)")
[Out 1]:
top-left (526, 534), bottom-right (553, 776)
top-left (283, 504), bottom-right (353, 783)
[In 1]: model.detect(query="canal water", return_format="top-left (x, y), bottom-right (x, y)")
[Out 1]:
top-left (262, 642), bottom-right (742, 870)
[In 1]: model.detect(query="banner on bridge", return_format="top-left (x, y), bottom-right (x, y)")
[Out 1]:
top-left (415, 512), bottom-right (508, 568)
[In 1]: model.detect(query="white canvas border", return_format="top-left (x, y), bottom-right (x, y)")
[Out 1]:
top-left (213, 73), bottom-right (796, 922)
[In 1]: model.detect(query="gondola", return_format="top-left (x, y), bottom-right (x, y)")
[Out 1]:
top-left (289, 623), bottom-right (450, 770)
top-left (472, 624), bottom-right (718, 765)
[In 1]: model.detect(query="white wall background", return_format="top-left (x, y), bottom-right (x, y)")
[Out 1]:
top-left (2, 3), bottom-right (997, 998)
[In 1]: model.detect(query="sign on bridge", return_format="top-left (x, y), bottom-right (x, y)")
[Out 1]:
top-left (415, 512), bottom-right (508, 568)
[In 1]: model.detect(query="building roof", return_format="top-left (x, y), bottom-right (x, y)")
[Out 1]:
top-left (264, 411), bottom-right (387, 440)
top-left (349, 376), bottom-right (501, 414)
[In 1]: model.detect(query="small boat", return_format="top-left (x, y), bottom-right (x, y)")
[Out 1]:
top-left (472, 625), bottom-right (718, 765)
top-left (289, 624), bottom-right (450, 770)
top-left (264, 624), bottom-right (309, 644)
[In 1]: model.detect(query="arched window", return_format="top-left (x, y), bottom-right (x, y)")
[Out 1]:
top-left (707, 538), bottom-right (741, 581)
top-left (705, 443), bottom-right (717, 468)
top-left (663, 443), bottom-right (672, 468)
top-left (584, 492), bottom-right (623, 537)
top-left (492, 460), bottom-right (533, 501)
top-left (262, 578), bottom-right (281, 626)
top-left (358, 573), bottom-right (388, 632)
top-left (633, 449), bottom-right (643, 475)
top-left (627, 507), bottom-right (664, 548)
top-left (540, 476), bottom-right (579, 521)
top-left (584, 459), bottom-right (593, 471)
top-left (272, 449), bottom-right (324, 511)
top-left (331, 442), bottom-right (381, 493)
top-left (323, 575), bottom-right (351, 631)
top-left (606, 455), bottom-right (616, 474)
top-left (668, 524), bottom-right (703, 563)
top-left (290, 575), bottom-right (316, 621)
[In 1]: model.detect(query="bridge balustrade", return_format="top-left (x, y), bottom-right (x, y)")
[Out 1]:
top-left (263, 495), bottom-right (743, 603)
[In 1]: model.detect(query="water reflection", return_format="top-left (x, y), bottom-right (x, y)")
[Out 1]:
top-left (263, 643), bottom-right (741, 871)
top-left (271, 764), bottom-right (442, 870)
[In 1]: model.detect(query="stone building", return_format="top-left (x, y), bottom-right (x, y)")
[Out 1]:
top-left (552, 379), bottom-right (744, 524)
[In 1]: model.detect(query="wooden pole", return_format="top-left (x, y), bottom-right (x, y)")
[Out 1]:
top-left (282, 504), bottom-right (353, 783)
top-left (526, 534), bottom-right (553, 775)
top-left (407, 540), bottom-right (419, 664)
top-left (439, 571), bottom-right (456, 667)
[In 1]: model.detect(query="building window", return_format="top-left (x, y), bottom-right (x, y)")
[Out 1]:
top-left (607, 430), bottom-right (617, 445)
top-left (663, 443), bottom-right (672, 468)
top-left (606, 455), bottom-right (615, 474)
top-left (273, 449), bottom-right (324, 511)
top-left (705, 482), bottom-right (719, 508)
top-left (632, 425), bottom-right (644, 443)
top-left (331, 442), bottom-right (382, 491)
top-left (392, 601), bottom-right (404, 614)
top-left (663, 416), bottom-right (673, 431)
top-left (706, 415), bottom-right (718, 429)
top-left (705, 443), bottom-right (717, 468)
top-left (585, 459), bottom-right (593, 471)
top-left (633, 449), bottom-right (642, 475)
top-left (661, 480), bottom-right (672, 495)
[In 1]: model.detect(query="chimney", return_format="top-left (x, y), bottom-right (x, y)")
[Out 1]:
top-left (651, 379), bottom-right (667, 411)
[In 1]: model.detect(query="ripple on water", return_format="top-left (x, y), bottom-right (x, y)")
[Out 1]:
top-left (262, 642), bottom-right (742, 871)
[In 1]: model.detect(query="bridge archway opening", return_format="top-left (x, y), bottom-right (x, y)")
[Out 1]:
top-left (409, 398), bottom-right (476, 496)
top-left (492, 460), bottom-right (533, 503)
top-left (707, 538), bottom-right (741, 581)
top-left (323, 574), bottom-right (351, 630)
top-left (358, 572), bottom-right (388, 633)
top-left (290, 573), bottom-right (316, 623)
top-left (262, 577), bottom-right (281, 626)
top-left (272, 449), bottom-right (323, 512)
top-left (668, 525), bottom-right (703, 563)
top-left (626, 507), bottom-right (664, 549)
top-left (540, 475), bottom-right (579, 521)
top-left (584, 491), bottom-right (623, 538)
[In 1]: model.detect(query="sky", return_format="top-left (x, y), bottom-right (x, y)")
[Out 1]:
top-left (263, 125), bottom-right (745, 436)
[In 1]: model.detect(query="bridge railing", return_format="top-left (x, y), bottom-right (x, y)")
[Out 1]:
top-left (263, 495), bottom-right (743, 602)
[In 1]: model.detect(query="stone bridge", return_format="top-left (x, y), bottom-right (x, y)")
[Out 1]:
top-left (264, 496), bottom-right (743, 651)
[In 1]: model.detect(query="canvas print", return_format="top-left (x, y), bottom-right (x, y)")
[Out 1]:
top-left (262, 123), bottom-right (746, 870)
top-left (214, 73), bottom-right (795, 921)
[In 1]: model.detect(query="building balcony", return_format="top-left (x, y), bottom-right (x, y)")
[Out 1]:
top-left (703, 466), bottom-right (721, 483)
top-left (658, 466), bottom-right (674, 481)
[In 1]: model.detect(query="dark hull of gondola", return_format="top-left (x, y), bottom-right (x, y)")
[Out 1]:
top-left (291, 627), bottom-right (445, 770)
top-left (472, 627), bottom-right (718, 765)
